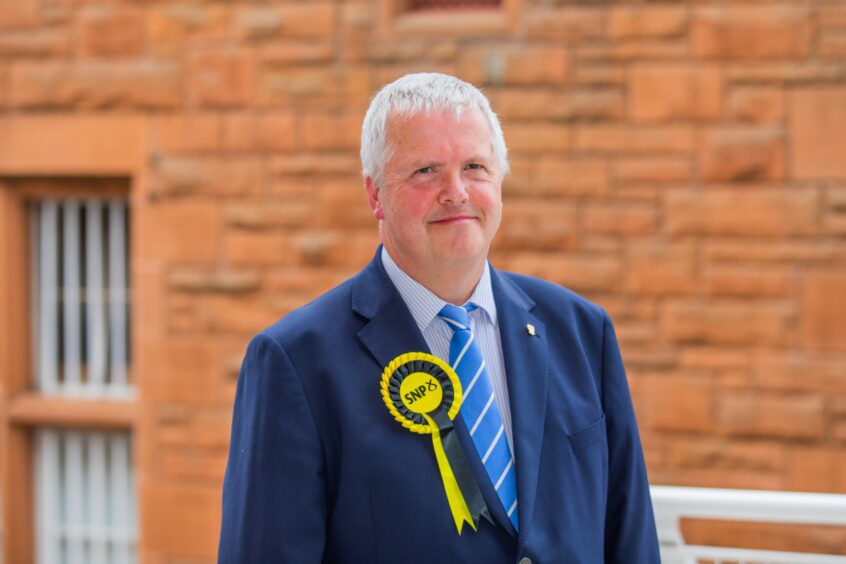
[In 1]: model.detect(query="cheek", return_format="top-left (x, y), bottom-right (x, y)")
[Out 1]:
top-left (397, 192), bottom-right (436, 223)
top-left (473, 183), bottom-right (502, 212)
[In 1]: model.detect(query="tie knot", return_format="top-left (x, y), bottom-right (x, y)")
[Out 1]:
top-left (438, 303), bottom-right (476, 332)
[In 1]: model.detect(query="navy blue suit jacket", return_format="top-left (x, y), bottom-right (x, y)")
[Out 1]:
top-left (219, 249), bottom-right (659, 563)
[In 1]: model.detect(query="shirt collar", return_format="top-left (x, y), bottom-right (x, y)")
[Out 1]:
top-left (381, 246), bottom-right (497, 333)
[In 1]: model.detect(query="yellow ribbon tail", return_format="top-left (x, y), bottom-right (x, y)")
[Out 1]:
top-left (427, 416), bottom-right (476, 534)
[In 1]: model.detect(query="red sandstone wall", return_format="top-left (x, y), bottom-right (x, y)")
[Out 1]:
top-left (1, 1), bottom-right (845, 561)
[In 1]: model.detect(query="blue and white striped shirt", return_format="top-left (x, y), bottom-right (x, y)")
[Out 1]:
top-left (381, 247), bottom-right (514, 453)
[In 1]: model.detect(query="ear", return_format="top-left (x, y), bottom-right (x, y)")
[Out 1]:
top-left (364, 176), bottom-right (385, 220)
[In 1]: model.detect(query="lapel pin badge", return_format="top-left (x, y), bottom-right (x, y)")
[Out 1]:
top-left (526, 323), bottom-right (536, 337)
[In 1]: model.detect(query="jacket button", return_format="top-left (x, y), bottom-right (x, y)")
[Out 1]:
top-left (518, 558), bottom-right (532, 564)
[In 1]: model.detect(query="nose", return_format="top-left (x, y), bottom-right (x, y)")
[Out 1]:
top-left (437, 170), bottom-right (469, 204)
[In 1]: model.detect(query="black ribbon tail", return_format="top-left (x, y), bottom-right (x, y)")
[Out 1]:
top-left (431, 409), bottom-right (492, 528)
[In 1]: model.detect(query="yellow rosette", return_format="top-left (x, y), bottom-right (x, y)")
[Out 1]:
top-left (380, 352), bottom-right (491, 534)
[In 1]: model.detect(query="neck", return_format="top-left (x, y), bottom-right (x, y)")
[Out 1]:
top-left (385, 248), bottom-right (485, 306)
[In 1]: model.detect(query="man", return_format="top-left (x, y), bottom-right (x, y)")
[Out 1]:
top-left (219, 73), bottom-right (660, 563)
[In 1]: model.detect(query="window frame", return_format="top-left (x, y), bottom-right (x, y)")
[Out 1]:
top-left (0, 179), bottom-right (136, 564)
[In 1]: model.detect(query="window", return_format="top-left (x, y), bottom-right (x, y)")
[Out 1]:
top-left (29, 199), bottom-right (132, 397)
top-left (0, 179), bottom-right (136, 564)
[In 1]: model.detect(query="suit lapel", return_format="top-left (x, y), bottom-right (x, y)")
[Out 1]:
top-left (352, 249), bottom-right (431, 368)
top-left (491, 268), bottom-right (549, 550)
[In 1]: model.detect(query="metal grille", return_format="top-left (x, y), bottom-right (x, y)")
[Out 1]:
top-left (409, 0), bottom-right (500, 10)
top-left (35, 429), bottom-right (136, 564)
top-left (30, 199), bottom-right (132, 397)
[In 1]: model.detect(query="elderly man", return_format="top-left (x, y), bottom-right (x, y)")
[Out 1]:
top-left (219, 73), bottom-right (659, 563)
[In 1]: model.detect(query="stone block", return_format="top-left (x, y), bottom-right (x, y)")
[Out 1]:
top-left (206, 295), bottom-right (284, 335)
top-left (626, 240), bottom-right (697, 296)
top-left (153, 157), bottom-right (263, 198)
top-left (577, 39), bottom-right (688, 62)
top-left (315, 181), bottom-right (374, 230)
top-left (717, 392), bottom-right (825, 440)
top-left (615, 157), bottom-right (692, 184)
top-left (505, 253), bottom-right (620, 293)
top-left (787, 447), bottom-right (846, 493)
top-left (664, 300), bottom-right (793, 346)
top-left (582, 202), bottom-right (657, 236)
top-left (700, 127), bottom-right (785, 182)
top-left (630, 64), bottom-right (722, 122)
top-left (679, 347), bottom-right (752, 372)
top-left (496, 88), bottom-right (623, 121)
top-left (726, 87), bottom-right (784, 123)
top-left (146, 4), bottom-right (231, 55)
top-left (223, 231), bottom-right (296, 267)
top-left (820, 31), bottom-right (846, 58)
top-left (497, 199), bottom-right (578, 251)
top-left (704, 239), bottom-right (846, 264)
top-left (692, 6), bottom-right (811, 59)
top-left (573, 125), bottom-right (694, 154)
top-left (188, 49), bottom-right (255, 108)
top-left (0, 63), bottom-right (8, 108)
top-left (506, 123), bottom-right (570, 154)
top-left (225, 201), bottom-right (314, 231)
top-left (664, 437), bottom-right (784, 473)
top-left (259, 40), bottom-right (335, 65)
top-left (569, 64), bottom-right (626, 87)
top-left (149, 114), bottom-right (221, 154)
top-left (459, 45), bottom-right (568, 86)
top-left (666, 189), bottom-right (818, 237)
top-left (608, 6), bottom-right (687, 39)
top-left (168, 269), bottom-right (260, 294)
top-left (791, 88), bottom-right (846, 180)
top-left (234, 3), bottom-right (334, 44)
top-left (801, 271), bottom-right (846, 351)
top-left (257, 66), bottom-right (338, 108)
top-left (522, 7), bottom-right (605, 41)
top-left (10, 61), bottom-right (181, 109)
top-left (142, 200), bottom-right (221, 263)
top-left (256, 111), bottom-right (296, 152)
top-left (78, 5), bottom-right (143, 57)
top-left (703, 265), bottom-right (793, 298)
top-left (0, 28), bottom-right (69, 56)
top-left (0, 2), bottom-right (38, 27)
top-left (141, 483), bottom-right (220, 557)
top-left (639, 374), bottom-right (713, 432)
top-left (752, 352), bottom-right (846, 395)
top-left (142, 339), bottom-right (222, 404)
top-left (530, 158), bottom-right (608, 197)
top-left (299, 111), bottom-right (361, 151)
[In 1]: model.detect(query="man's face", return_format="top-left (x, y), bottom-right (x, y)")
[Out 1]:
top-left (365, 107), bottom-right (503, 278)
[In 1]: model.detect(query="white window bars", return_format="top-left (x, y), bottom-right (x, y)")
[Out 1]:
top-left (30, 198), bottom-right (133, 397)
top-left (651, 485), bottom-right (846, 564)
top-left (35, 430), bottom-right (136, 564)
top-left (28, 196), bottom-right (136, 563)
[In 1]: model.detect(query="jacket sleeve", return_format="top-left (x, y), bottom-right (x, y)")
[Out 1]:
top-left (600, 312), bottom-right (661, 563)
top-left (218, 332), bottom-right (327, 563)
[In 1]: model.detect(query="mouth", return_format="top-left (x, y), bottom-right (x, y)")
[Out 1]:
top-left (429, 215), bottom-right (478, 225)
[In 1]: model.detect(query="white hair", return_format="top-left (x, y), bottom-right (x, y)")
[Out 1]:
top-left (360, 72), bottom-right (509, 187)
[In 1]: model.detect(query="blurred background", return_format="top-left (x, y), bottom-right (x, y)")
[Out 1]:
top-left (0, 0), bottom-right (844, 562)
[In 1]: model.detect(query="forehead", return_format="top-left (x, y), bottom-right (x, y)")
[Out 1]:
top-left (385, 107), bottom-right (494, 155)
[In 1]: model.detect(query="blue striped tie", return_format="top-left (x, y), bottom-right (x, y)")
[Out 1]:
top-left (438, 303), bottom-right (518, 531)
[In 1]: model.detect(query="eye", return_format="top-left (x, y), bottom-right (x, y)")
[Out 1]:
top-left (414, 166), bottom-right (434, 175)
top-left (466, 163), bottom-right (486, 171)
